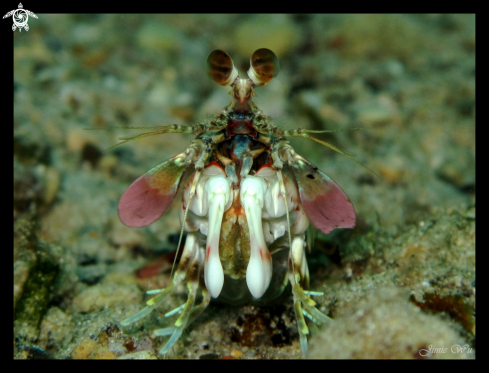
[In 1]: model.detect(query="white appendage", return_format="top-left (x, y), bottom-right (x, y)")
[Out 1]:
top-left (183, 165), bottom-right (232, 299)
top-left (204, 175), bottom-right (231, 298)
top-left (241, 176), bottom-right (272, 299)
top-left (291, 236), bottom-right (305, 279)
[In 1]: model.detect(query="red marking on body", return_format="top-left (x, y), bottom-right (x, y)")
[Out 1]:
top-left (259, 248), bottom-right (264, 261)
top-left (205, 161), bottom-right (221, 168)
top-left (118, 175), bottom-right (174, 227)
top-left (225, 197), bottom-right (246, 218)
top-left (227, 118), bottom-right (257, 137)
top-left (205, 161), bottom-right (225, 172)
top-left (206, 246), bottom-right (211, 261)
top-left (256, 163), bottom-right (274, 174)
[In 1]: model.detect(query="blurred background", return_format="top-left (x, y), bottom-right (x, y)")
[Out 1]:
top-left (14, 14), bottom-right (474, 359)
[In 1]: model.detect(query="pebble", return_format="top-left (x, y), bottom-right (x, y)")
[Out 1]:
top-left (72, 283), bottom-right (140, 313)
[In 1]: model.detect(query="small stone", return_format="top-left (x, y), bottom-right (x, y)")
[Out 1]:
top-left (231, 349), bottom-right (243, 358)
top-left (66, 129), bottom-right (98, 152)
top-left (90, 347), bottom-right (115, 360)
top-left (41, 166), bottom-right (60, 205)
top-left (38, 307), bottom-right (74, 349)
top-left (72, 283), bottom-right (141, 313)
top-left (72, 338), bottom-right (97, 359)
top-left (355, 94), bottom-right (399, 126)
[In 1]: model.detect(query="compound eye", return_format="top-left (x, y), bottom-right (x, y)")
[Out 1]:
top-left (247, 48), bottom-right (280, 86)
top-left (206, 50), bottom-right (238, 86)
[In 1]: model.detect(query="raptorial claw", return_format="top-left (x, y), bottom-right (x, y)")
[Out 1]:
top-left (203, 174), bottom-right (231, 298)
top-left (241, 176), bottom-right (272, 299)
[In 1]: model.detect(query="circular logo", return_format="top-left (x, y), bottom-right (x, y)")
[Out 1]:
top-left (12, 9), bottom-right (28, 28)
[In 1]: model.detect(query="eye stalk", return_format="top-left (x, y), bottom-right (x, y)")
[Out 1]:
top-left (206, 50), bottom-right (238, 86)
top-left (206, 49), bottom-right (280, 112)
top-left (247, 48), bottom-right (280, 86)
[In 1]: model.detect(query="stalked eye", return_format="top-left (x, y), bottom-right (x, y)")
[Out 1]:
top-left (247, 48), bottom-right (280, 86)
top-left (206, 50), bottom-right (238, 86)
